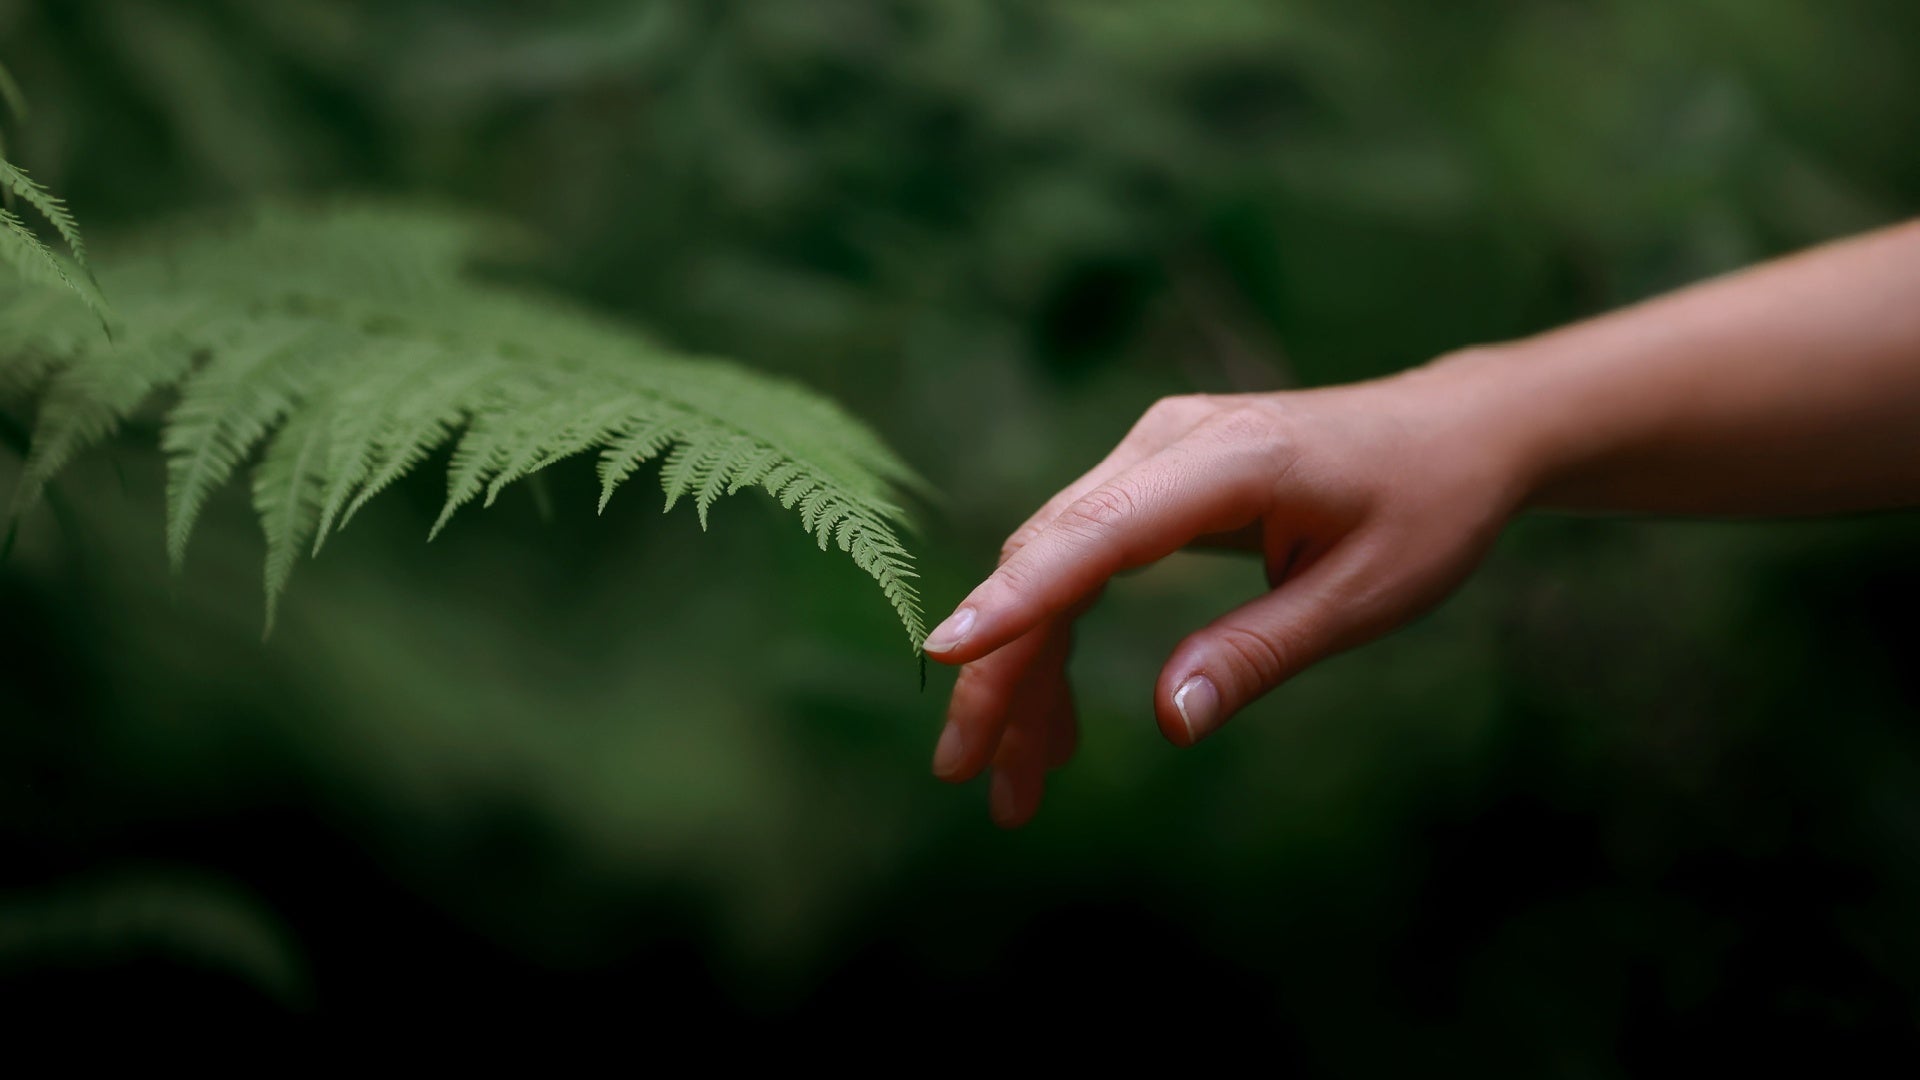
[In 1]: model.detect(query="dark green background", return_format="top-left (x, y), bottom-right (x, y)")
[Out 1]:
top-left (2, 0), bottom-right (1918, 1063)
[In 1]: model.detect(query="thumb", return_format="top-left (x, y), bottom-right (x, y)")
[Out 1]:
top-left (1154, 557), bottom-right (1373, 747)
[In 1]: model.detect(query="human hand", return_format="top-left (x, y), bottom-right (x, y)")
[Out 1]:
top-left (928, 219), bottom-right (1920, 827)
top-left (923, 362), bottom-right (1531, 827)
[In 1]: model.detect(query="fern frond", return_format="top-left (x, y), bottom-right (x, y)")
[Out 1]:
top-left (333, 354), bottom-right (511, 536)
top-left (0, 204), bottom-right (927, 650)
top-left (596, 409), bottom-right (687, 513)
top-left (482, 391), bottom-right (639, 508)
top-left (307, 342), bottom-right (431, 551)
top-left (0, 208), bottom-right (102, 321)
top-left (10, 339), bottom-right (200, 516)
top-left (0, 156), bottom-right (105, 328)
top-left (0, 160), bottom-right (90, 271)
top-left (659, 435), bottom-right (738, 521)
top-left (162, 320), bottom-right (339, 568)
top-left (252, 400), bottom-right (331, 635)
top-left (0, 64), bottom-right (105, 325)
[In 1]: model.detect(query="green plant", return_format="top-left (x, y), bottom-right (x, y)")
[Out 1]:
top-left (0, 869), bottom-right (308, 1008)
top-left (0, 203), bottom-right (926, 649)
top-left (0, 62), bottom-right (103, 326)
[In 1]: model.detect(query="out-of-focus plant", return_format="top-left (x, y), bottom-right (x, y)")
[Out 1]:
top-left (0, 868), bottom-right (308, 1008)
top-left (0, 61), bottom-right (100, 323)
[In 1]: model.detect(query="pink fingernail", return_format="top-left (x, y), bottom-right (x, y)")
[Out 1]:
top-left (1174, 675), bottom-right (1221, 744)
top-left (924, 606), bottom-right (976, 654)
top-left (932, 722), bottom-right (966, 779)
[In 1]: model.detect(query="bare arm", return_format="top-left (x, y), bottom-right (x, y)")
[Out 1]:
top-left (1439, 217), bottom-right (1920, 516)
top-left (924, 220), bottom-right (1920, 827)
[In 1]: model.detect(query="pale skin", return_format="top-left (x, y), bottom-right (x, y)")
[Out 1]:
top-left (924, 218), bottom-right (1920, 828)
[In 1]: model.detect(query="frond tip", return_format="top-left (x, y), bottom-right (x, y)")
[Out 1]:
top-left (0, 204), bottom-right (928, 652)
top-left (0, 159), bottom-right (106, 326)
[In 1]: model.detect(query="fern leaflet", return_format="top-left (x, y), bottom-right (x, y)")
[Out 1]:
top-left (0, 158), bottom-right (104, 325)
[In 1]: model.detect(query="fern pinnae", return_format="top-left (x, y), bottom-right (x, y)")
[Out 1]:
top-left (0, 341), bottom-right (53, 408)
top-left (774, 472), bottom-right (821, 513)
top-left (429, 375), bottom-right (556, 537)
top-left (0, 161), bottom-right (90, 271)
top-left (163, 320), bottom-right (336, 567)
top-left (819, 502), bottom-right (861, 553)
top-left (0, 74), bottom-right (105, 330)
top-left (11, 340), bottom-right (200, 518)
top-left (753, 461), bottom-right (808, 505)
top-left (521, 395), bottom-right (658, 479)
top-left (308, 347), bottom-right (427, 552)
top-left (690, 434), bottom-right (764, 529)
top-left (477, 385), bottom-right (633, 508)
top-left (657, 437), bottom-right (721, 518)
top-left (336, 411), bottom-right (458, 534)
top-left (428, 412), bottom-right (505, 540)
top-left (7, 299), bottom-right (228, 513)
top-left (595, 410), bottom-right (685, 513)
top-left (7, 290), bottom-right (251, 511)
top-left (0, 209), bottom-right (102, 322)
top-left (724, 443), bottom-right (784, 497)
top-left (795, 485), bottom-right (838, 544)
top-left (253, 403), bottom-right (331, 635)
top-left (472, 391), bottom-right (573, 509)
top-left (333, 353), bottom-right (512, 535)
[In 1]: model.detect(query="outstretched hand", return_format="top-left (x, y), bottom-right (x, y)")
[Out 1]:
top-left (922, 372), bottom-right (1525, 827)
top-left (924, 220), bottom-right (1920, 828)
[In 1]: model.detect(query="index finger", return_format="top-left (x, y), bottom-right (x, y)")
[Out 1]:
top-left (924, 419), bottom-right (1277, 664)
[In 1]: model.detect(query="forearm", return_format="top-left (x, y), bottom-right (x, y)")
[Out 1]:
top-left (1418, 219), bottom-right (1920, 516)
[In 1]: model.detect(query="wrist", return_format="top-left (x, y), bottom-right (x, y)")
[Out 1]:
top-left (1382, 343), bottom-right (1567, 513)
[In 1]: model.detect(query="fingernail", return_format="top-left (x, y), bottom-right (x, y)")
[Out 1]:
top-left (1174, 675), bottom-right (1221, 744)
top-left (932, 722), bottom-right (966, 779)
top-left (989, 771), bottom-right (1018, 827)
top-left (924, 606), bottom-right (976, 654)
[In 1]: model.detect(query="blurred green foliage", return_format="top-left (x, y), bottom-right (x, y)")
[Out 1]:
top-left (2, 0), bottom-right (1919, 1064)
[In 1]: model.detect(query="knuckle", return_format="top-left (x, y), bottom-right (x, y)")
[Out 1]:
top-left (948, 663), bottom-right (1011, 728)
top-left (998, 523), bottom-right (1044, 565)
top-left (1198, 402), bottom-right (1295, 474)
top-left (993, 555), bottom-right (1034, 592)
top-left (1203, 404), bottom-right (1277, 444)
top-left (1061, 478), bottom-right (1142, 534)
top-left (1138, 393), bottom-right (1210, 431)
top-left (1212, 624), bottom-right (1294, 690)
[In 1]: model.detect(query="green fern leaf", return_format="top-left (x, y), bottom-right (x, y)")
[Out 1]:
top-left (162, 320), bottom-right (339, 568)
top-left (252, 400), bottom-right (332, 634)
top-left (659, 435), bottom-right (731, 521)
top-left (10, 339), bottom-right (200, 516)
top-left (596, 409), bottom-right (687, 513)
top-left (0, 208), bottom-right (103, 321)
top-left (0, 204), bottom-right (928, 650)
top-left (0, 162), bottom-right (105, 328)
top-left (0, 161), bottom-right (91, 271)
top-left (693, 436), bottom-right (771, 529)
top-left (0, 65), bottom-right (106, 326)
top-left (307, 342), bottom-right (431, 552)
top-left (482, 391), bottom-right (639, 508)
top-left (333, 355), bottom-right (511, 536)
